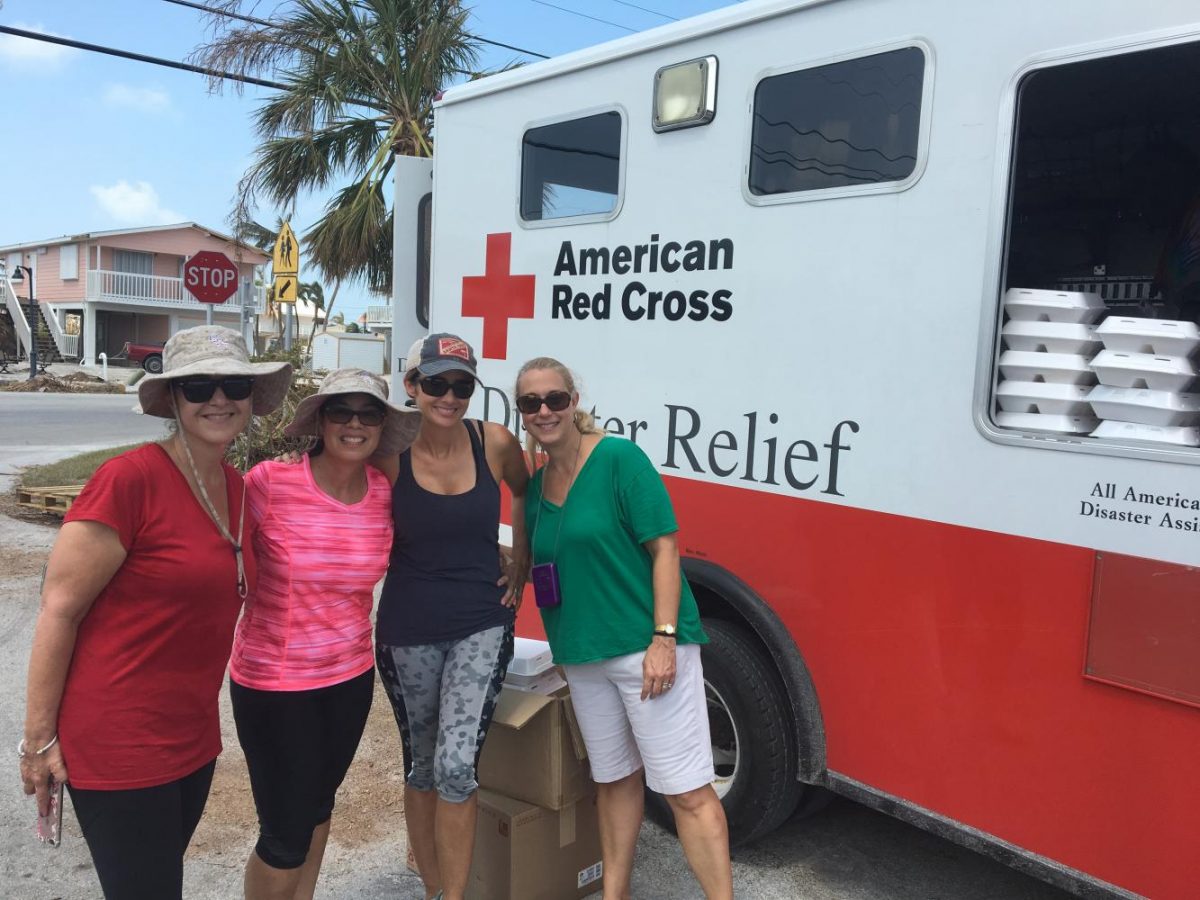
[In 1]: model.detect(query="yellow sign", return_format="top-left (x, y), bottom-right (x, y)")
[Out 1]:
top-left (272, 222), bottom-right (299, 276)
top-left (274, 275), bottom-right (297, 304)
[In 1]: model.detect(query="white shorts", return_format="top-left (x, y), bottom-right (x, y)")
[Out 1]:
top-left (564, 643), bottom-right (715, 796)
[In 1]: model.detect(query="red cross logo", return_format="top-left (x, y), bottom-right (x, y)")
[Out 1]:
top-left (461, 233), bottom-right (536, 360)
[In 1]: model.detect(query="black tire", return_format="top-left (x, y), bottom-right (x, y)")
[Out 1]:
top-left (647, 618), bottom-right (804, 846)
top-left (143, 355), bottom-right (163, 374)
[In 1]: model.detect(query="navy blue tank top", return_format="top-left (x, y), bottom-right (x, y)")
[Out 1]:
top-left (376, 421), bottom-right (512, 646)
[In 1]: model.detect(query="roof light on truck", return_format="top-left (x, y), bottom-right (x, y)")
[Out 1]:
top-left (652, 56), bottom-right (717, 132)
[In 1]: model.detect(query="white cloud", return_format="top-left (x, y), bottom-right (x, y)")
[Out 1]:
top-left (102, 83), bottom-right (173, 114)
top-left (0, 23), bottom-right (75, 68)
top-left (89, 181), bottom-right (183, 226)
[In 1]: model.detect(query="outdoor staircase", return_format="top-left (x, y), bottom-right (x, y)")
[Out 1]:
top-left (31, 305), bottom-right (66, 365)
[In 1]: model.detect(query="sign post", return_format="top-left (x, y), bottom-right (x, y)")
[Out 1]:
top-left (272, 223), bottom-right (300, 351)
top-left (183, 251), bottom-right (240, 326)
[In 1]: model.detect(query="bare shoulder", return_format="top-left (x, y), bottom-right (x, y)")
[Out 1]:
top-left (483, 420), bottom-right (521, 452)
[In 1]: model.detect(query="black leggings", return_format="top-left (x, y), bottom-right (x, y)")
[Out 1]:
top-left (68, 760), bottom-right (215, 900)
top-left (230, 668), bottom-right (374, 869)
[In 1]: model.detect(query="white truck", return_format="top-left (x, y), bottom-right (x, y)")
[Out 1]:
top-left (391, 2), bottom-right (1200, 896)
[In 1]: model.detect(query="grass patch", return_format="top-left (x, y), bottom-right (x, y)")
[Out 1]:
top-left (20, 443), bottom-right (147, 488)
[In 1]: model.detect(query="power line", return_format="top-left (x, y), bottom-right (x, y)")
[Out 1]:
top-left (607, 0), bottom-right (677, 21)
top-left (0, 25), bottom-right (289, 90)
top-left (529, 0), bottom-right (636, 33)
top-left (162, 0), bottom-right (552, 60)
top-left (162, 0), bottom-right (272, 27)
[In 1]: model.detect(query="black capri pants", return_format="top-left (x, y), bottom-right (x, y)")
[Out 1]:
top-left (68, 759), bottom-right (215, 900)
top-left (230, 668), bottom-right (374, 869)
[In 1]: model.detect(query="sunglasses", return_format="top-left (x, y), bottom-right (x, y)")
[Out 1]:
top-left (515, 391), bottom-right (572, 414)
top-left (322, 403), bottom-right (386, 427)
top-left (419, 376), bottom-right (476, 399)
top-left (175, 377), bottom-right (254, 404)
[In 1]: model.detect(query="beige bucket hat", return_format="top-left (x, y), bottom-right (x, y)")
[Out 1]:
top-left (285, 368), bottom-right (420, 456)
top-left (136, 326), bottom-right (292, 418)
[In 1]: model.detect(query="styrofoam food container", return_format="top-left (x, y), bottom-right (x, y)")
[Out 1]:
top-left (1004, 288), bottom-right (1105, 324)
top-left (1091, 420), bottom-right (1200, 447)
top-left (1094, 317), bottom-right (1200, 357)
top-left (998, 350), bottom-right (1097, 385)
top-left (509, 637), bottom-right (554, 677)
top-left (996, 381), bottom-right (1093, 415)
top-left (996, 411), bottom-right (1099, 434)
top-left (1086, 386), bottom-right (1200, 427)
top-left (1090, 350), bottom-right (1196, 392)
top-left (1001, 320), bottom-right (1101, 355)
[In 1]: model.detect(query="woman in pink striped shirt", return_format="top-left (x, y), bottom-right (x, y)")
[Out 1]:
top-left (228, 369), bottom-right (419, 900)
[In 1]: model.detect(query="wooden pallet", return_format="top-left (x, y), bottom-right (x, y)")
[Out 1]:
top-left (17, 484), bottom-right (84, 515)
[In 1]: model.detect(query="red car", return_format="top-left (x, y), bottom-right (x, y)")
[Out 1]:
top-left (122, 341), bottom-right (165, 374)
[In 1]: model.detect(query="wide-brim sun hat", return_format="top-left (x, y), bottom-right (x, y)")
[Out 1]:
top-left (136, 325), bottom-right (292, 418)
top-left (405, 333), bottom-right (481, 381)
top-left (285, 367), bottom-right (421, 456)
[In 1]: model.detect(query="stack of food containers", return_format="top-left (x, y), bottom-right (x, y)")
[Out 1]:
top-left (1087, 317), bottom-right (1200, 446)
top-left (996, 288), bottom-right (1104, 433)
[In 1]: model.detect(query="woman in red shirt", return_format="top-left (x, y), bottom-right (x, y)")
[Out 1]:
top-left (18, 325), bottom-right (291, 900)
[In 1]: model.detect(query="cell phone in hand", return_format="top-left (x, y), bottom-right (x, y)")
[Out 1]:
top-left (36, 777), bottom-right (63, 848)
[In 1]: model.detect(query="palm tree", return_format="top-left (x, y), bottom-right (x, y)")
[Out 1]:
top-left (192, 0), bottom-right (499, 296)
top-left (299, 279), bottom-right (330, 347)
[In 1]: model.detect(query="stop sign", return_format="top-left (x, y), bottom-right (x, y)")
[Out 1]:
top-left (183, 251), bottom-right (240, 304)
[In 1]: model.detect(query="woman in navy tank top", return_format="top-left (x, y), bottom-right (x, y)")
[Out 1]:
top-left (373, 334), bottom-right (528, 900)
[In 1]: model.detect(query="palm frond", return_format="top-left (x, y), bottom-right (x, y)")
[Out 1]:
top-left (193, 0), bottom-right (497, 288)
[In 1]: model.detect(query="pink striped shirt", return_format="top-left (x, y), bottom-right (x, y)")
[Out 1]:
top-left (229, 457), bottom-right (393, 691)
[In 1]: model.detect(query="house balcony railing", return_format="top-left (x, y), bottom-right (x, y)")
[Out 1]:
top-left (365, 305), bottom-right (392, 325)
top-left (86, 269), bottom-right (266, 313)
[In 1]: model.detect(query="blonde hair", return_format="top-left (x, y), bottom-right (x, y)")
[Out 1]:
top-left (514, 357), bottom-right (604, 460)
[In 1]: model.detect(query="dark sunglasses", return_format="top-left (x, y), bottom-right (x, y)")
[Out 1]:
top-left (175, 376), bottom-right (254, 404)
top-left (322, 403), bottom-right (386, 427)
top-left (515, 391), bottom-right (572, 414)
top-left (419, 376), bottom-right (476, 399)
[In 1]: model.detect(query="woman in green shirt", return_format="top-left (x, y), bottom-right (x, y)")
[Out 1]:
top-left (515, 357), bottom-right (732, 900)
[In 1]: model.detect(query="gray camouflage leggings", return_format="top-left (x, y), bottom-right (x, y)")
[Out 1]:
top-left (375, 624), bottom-right (514, 803)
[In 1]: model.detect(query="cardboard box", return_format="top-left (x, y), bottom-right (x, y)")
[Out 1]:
top-left (407, 790), bottom-right (605, 900)
top-left (470, 789), bottom-right (603, 900)
top-left (479, 686), bottom-right (591, 810)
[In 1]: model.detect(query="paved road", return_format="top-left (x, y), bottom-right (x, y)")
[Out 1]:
top-left (0, 392), bottom-right (167, 457)
top-left (0, 393), bottom-right (1071, 899)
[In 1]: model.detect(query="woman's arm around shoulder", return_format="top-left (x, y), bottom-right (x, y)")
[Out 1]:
top-left (485, 421), bottom-right (531, 608)
top-left (368, 450), bottom-right (401, 486)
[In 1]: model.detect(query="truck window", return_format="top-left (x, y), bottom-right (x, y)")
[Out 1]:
top-left (992, 40), bottom-right (1200, 454)
top-left (520, 110), bottom-right (622, 223)
top-left (749, 46), bottom-right (925, 197)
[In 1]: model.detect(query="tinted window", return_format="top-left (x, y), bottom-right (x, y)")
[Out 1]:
top-left (521, 112), bottom-right (622, 221)
top-left (749, 47), bottom-right (925, 195)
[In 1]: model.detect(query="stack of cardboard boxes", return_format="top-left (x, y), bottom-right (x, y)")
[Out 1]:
top-left (408, 638), bottom-right (604, 899)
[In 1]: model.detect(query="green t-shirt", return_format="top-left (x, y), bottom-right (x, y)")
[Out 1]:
top-left (525, 436), bottom-right (707, 665)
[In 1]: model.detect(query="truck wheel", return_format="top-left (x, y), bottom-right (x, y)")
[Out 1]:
top-left (647, 619), bottom-right (804, 846)
top-left (143, 355), bottom-right (163, 374)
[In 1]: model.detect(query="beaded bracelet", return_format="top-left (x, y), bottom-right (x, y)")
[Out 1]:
top-left (17, 735), bottom-right (58, 758)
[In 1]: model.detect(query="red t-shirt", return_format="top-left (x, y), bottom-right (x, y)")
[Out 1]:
top-left (57, 443), bottom-right (254, 790)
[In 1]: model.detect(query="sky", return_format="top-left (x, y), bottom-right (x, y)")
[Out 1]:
top-left (0, 0), bottom-right (739, 322)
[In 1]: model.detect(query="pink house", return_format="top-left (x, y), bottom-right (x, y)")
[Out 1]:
top-left (1, 223), bottom-right (269, 366)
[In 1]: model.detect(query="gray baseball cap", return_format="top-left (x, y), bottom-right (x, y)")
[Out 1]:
top-left (405, 333), bottom-right (480, 380)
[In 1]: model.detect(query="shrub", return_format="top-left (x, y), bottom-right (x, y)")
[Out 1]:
top-left (231, 349), bottom-right (321, 469)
